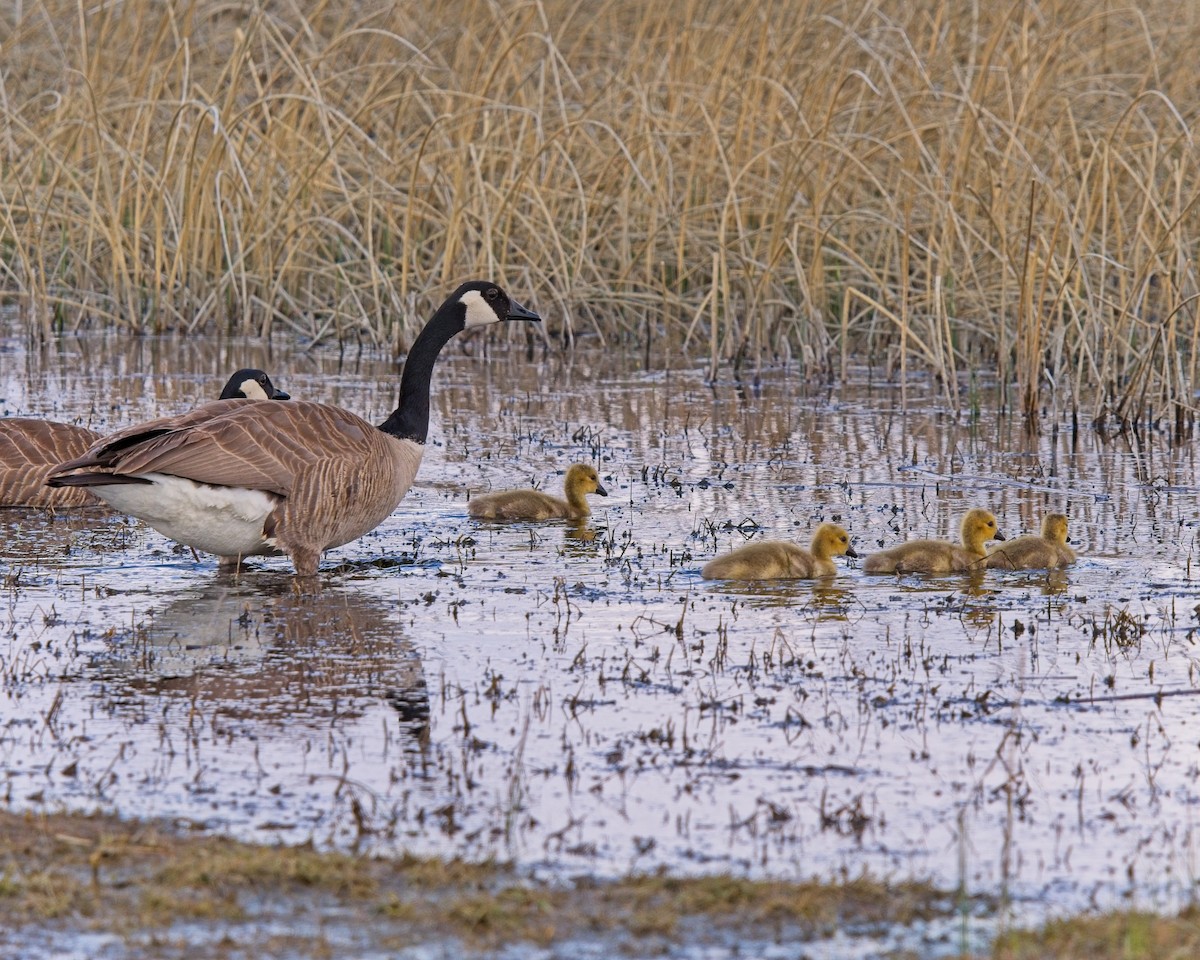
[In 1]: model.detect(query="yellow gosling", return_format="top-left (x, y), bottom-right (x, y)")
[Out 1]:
top-left (986, 512), bottom-right (1076, 570)
top-left (863, 508), bottom-right (1002, 574)
top-left (701, 523), bottom-right (857, 580)
top-left (468, 463), bottom-right (608, 522)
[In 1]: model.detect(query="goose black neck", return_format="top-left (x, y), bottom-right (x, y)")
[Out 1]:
top-left (378, 306), bottom-right (464, 443)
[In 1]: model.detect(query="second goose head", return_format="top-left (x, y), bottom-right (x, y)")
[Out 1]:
top-left (219, 370), bottom-right (290, 401)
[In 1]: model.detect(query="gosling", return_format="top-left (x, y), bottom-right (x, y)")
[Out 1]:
top-left (863, 508), bottom-right (1003, 574)
top-left (468, 463), bottom-right (608, 521)
top-left (986, 512), bottom-right (1076, 570)
top-left (701, 523), bottom-right (857, 580)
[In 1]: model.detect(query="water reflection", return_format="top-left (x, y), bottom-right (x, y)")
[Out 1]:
top-left (986, 567), bottom-right (1072, 599)
top-left (0, 509), bottom-right (131, 564)
top-left (860, 569), bottom-right (999, 628)
top-left (563, 521), bottom-right (601, 548)
top-left (704, 575), bottom-right (860, 611)
top-left (804, 581), bottom-right (864, 622)
top-left (94, 576), bottom-right (428, 742)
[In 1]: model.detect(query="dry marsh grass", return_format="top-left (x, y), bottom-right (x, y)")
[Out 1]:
top-left (2, 0), bottom-right (1200, 424)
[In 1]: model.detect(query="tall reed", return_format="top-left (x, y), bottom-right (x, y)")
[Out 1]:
top-left (1, 0), bottom-right (1199, 424)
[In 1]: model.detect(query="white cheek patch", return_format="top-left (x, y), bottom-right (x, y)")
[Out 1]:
top-left (459, 289), bottom-right (500, 328)
top-left (239, 379), bottom-right (268, 400)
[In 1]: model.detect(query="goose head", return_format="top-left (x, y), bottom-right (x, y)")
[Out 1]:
top-left (812, 522), bottom-right (857, 560)
top-left (566, 463), bottom-right (608, 498)
top-left (219, 369), bottom-right (290, 401)
top-left (455, 280), bottom-right (541, 329)
top-left (961, 508), bottom-right (1003, 550)
top-left (382, 281), bottom-right (541, 444)
top-left (1041, 512), bottom-right (1070, 544)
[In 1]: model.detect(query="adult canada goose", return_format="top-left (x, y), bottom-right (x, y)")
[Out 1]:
top-left (0, 369), bottom-right (289, 509)
top-left (862, 508), bottom-right (1003, 574)
top-left (701, 522), bottom-right (857, 580)
top-left (468, 463), bottom-right (608, 521)
top-left (986, 512), bottom-right (1076, 570)
top-left (47, 281), bottom-right (540, 575)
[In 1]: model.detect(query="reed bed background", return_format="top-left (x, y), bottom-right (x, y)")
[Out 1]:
top-left (2, 0), bottom-right (1199, 425)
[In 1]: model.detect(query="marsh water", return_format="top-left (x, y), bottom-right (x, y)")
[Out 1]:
top-left (3, 323), bottom-right (1200, 944)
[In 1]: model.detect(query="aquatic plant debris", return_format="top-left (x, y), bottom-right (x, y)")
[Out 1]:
top-left (3, 331), bottom-right (1200, 957)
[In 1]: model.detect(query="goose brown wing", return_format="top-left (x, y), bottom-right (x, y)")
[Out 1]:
top-left (49, 401), bottom-right (384, 499)
top-left (0, 420), bottom-right (100, 506)
top-left (0, 420), bottom-right (99, 468)
top-left (50, 399), bottom-right (254, 472)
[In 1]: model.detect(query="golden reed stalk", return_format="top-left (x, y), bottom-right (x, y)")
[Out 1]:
top-left (1, 0), bottom-right (1198, 425)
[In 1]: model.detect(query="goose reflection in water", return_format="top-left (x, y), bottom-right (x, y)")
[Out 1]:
top-left (93, 575), bottom-right (429, 744)
top-left (562, 521), bottom-right (603, 552)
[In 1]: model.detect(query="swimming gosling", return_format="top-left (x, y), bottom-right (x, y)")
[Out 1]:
top-left (701, 523), bottom-right (857, 580)
top-left (986, 512), bottom-right (1076, 570)
top-left (863, 508), bottom-right (1003, 574)
top-left (47, 282), bottom-right (539, 576)
top-left (469, 463), bottom-right (607, 521)
top-left (0, 369), bottom-right (289, 509)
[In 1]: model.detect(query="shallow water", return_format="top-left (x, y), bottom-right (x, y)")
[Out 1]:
top-left (3, 324), bottom-right (1200, 933)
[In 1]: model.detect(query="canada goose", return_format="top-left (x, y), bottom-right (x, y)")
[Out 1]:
top-left (701, 523), bottom-right (857, 580)
top-left (47, 281), bottom-right (540, 575)
top-left (986, 512), bottom-right (1076, 570)
top-left (469, 463), bottom-right (608, 521)
top-left (0, 369), bottom-right (289, 509)
top-left (862, 508), bottom-right (1003, 574)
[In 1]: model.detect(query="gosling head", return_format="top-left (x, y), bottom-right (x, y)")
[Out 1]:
top-left (566, 463), bottom-right (608, 497)
top-left (453, 280), bottom-right (542, 329)
top-left (961, 508), bottom-right (1003, 546)
top-left (812, 522), bottom-right (857, 559)
top-left (219, 369), bottom-right (290, 401)
top-left (1041, 512), bottom-right (1070, 544)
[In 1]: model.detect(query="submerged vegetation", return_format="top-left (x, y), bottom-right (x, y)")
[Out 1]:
top-left (2, 0), bottom-right (1200, 423)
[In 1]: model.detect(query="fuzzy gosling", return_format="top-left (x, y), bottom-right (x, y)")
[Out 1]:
top-left (986, 512), bottom-right (1076, 570)
top-left (469, 463), bottom-right (607, 521)
top-left (863, 508), bottom-right (1002, 575)
top-left (701, 523), bottom-right (857, 580)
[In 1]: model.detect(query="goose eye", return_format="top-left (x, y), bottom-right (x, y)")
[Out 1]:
top-left (485, 287), bottom-right (500, 301)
